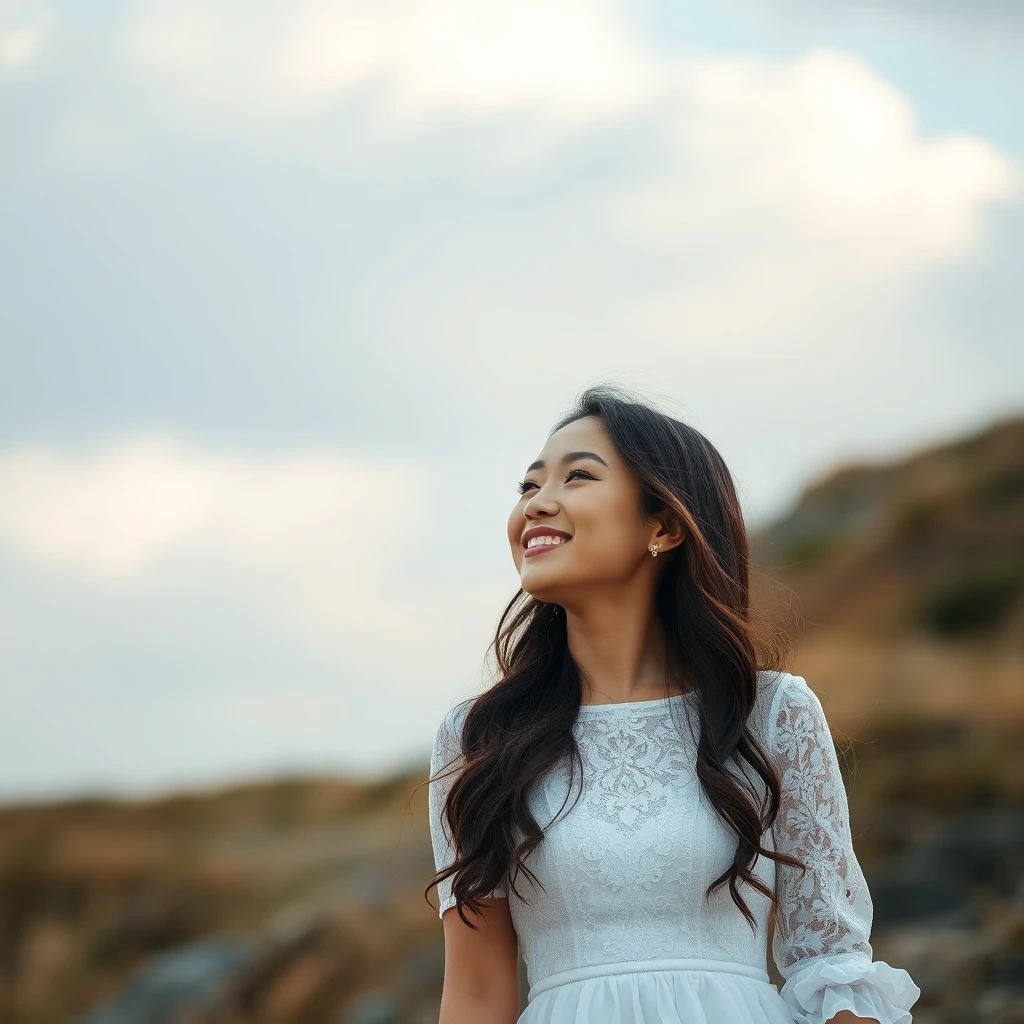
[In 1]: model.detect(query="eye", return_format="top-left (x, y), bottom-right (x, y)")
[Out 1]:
top-left (517, 468), bottom-right (594, 495)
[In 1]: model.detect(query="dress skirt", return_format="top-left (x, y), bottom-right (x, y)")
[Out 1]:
top-left (518, 958), bottom-right (798, 1024)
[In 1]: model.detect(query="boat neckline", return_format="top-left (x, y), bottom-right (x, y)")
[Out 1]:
top-left (577, 690), bottom-right (699, 712)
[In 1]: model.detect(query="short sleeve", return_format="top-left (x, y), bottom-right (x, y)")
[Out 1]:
top-left (768, 674), bottom-right (921, 1024)
top-left (428, 701), bottom-right (509, 919)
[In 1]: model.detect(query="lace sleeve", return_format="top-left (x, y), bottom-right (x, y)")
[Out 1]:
top-left (769, 674), bottom-right (921, 1024)
top-left (428, 701), bottom-right (508, 919)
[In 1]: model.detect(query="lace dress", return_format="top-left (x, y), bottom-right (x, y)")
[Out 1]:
top-left (428, 670), bottom-right (921, 1023)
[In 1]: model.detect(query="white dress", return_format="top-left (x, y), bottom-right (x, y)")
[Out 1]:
top-left (428, 670), bottom-right (922, 1024)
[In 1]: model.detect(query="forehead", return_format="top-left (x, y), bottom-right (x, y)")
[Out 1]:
top-left (533, 415), bottom-right (612, 461)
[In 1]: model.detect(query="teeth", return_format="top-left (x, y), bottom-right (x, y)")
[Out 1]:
top-left (527, 535), bottom-right (567, 548)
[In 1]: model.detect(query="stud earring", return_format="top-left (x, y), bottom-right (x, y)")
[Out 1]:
top-left (650, 544), bottom-right (659, 557)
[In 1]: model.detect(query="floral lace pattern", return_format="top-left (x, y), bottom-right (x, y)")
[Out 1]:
top-left (563, 706), bottom-right (701, 962)
top-left (577, 709), bottom-right (695, 836)
top-left (769, 675), bottom-right (874, 970)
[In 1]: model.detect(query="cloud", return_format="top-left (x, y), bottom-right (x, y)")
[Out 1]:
top-left (114, 4), bottom-right (1017, 276)
top-left (588, 48), bottom-right (1018, 345)
top-left (350, 45), bottom-right (1017, 371)
top-left (0, 433), bottom-right (474, 676)
top-left (0, 430), bottom-right (425, 577)
top-left (1, 4), bottom-right (1016, 473)
top-left (667, 49), bottom-right (1013, 266)
top-left (0, 0), bottom-right (52, 67)
top-left (0, 432), bottom-right (534, 700)
top-left (121, 0), bottom-right (663, 145)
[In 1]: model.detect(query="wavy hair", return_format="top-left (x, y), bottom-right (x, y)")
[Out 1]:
top-left (422, 383), bottom-right (805, 931)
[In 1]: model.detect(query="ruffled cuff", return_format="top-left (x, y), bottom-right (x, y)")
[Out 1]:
top-left (780, 955), bottom-right (921, 1024)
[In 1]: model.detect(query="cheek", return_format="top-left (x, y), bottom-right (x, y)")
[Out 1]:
top-left (575, 512), bottom-right (639, 563)
top-left (506, 507), bottom-right (524, 548)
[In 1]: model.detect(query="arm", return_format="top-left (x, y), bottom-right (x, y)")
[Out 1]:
top-left (429, 702), bottom-right (520, 1023)
top-left (769, 675), bottom-right (921, 1024)
top-left (439, 898), bottom-right (521, 1023)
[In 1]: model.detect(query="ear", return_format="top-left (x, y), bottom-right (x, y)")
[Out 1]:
top-left (651, 511), bottom-right (686, 555)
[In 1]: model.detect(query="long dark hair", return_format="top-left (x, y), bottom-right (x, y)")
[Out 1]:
top-left (423, 383), bottom-right (805, 931)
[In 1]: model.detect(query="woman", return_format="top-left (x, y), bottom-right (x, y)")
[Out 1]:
top-left (425, 384), bottom-right (921, 1024)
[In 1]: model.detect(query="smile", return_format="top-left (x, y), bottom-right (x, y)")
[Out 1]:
top-left (523, 537), bottom-right (571, 558)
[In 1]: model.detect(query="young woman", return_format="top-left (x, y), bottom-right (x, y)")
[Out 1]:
top-left (425, 385), bottom-right (921, 1024)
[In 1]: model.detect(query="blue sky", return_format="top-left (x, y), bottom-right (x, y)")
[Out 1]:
top-left (1, 0), bottom-right (1021, 800)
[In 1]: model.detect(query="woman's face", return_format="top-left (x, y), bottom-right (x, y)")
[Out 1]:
top-left (507, 415), bottom-right (655, 607)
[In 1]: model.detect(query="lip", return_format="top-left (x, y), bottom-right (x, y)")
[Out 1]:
top-left (523, 537), bottom-right (572, 558)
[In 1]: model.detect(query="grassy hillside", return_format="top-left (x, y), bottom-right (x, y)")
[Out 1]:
top-left (752, 412), bottom-right (1024, 646)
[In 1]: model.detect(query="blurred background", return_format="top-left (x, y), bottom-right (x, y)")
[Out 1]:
top-left (1, 1), bottom-right (1023, 1022)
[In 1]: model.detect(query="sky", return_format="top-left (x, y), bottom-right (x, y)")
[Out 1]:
top-left (1, 0), bottom-right (1022, 801)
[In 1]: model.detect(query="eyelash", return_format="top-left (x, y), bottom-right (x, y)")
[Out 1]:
top-left (517, 468), bottom-right (594, 494)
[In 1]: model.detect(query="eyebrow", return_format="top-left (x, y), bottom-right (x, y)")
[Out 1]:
top-left (525, 451), bottom-right (609, 474)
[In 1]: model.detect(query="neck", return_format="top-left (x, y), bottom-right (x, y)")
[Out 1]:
top-left (562, 590), bottom-right (687, 704)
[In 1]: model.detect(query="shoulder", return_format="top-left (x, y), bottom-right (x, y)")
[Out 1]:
top-left (753, 668), bottom-right (792, 723)
top-left (756, 670), bottom-right (841, 766)
top-left (437, 693), bottom-right (479, 732)
top-left (752, 670), bottom-right (822, 742)
top-left (431, 696), bottom-right (478, 761)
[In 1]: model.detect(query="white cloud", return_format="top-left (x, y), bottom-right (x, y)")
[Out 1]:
top-left (0, 0), bottom-right (52, 67)
top-left (0, 432), bottom-right (524, 696)
top-left (0, 430), bottom-right (423, 578)
top-left (585, 48), bottom-right (1018, 346)
top-left (364, 49), bottom-right (1017, 379)
top-left (116, 5), bottom-right (1018, 291)
top-left (122, 0), bottom-right (662, 135)
top-left (676, 50), bottom-right (1015, 266)
top-left (0, 433), bottom-right (477, 678)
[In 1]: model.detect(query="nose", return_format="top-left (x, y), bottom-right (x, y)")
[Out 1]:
top-left (524, 489), bottom-right (559, 516)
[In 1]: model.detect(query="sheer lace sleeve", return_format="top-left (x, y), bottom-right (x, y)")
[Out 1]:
top-left (769, 674), bottom-right (921, 1024)
top-left (428, 701), bottom-right (508, 919)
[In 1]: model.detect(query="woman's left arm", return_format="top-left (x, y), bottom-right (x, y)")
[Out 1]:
top-left (768, 674), bottom-right (921, 1024)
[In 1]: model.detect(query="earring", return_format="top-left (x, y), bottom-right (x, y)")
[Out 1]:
top-left (650, 544), bottom-right (659, 557)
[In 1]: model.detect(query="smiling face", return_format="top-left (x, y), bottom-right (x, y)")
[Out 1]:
top-left (507, 415), bottom-right (658, 607)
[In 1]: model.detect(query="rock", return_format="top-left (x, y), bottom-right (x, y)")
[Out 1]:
top-left (398, 942), bottom-right (444, 994)
top-left (73, 937), bottom-right (255, 1024)
top-left (340, 988), bottom-right (402, 1024)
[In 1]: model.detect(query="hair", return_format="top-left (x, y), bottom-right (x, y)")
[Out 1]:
top-left (421, 383), bottom-right (806, 931)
